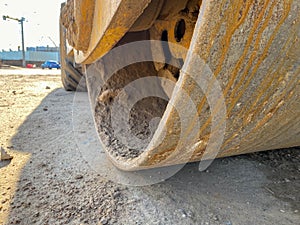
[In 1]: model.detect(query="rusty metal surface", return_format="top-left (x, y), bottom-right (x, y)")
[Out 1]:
top-left (150, 0), bottom-right (200, 60)
top-left (139, 0), bottom-right (300, 169)
top-left (68, 0), bottom-right (152, 64)
top-left (58, 0), bottom-right (300, 170)
top-left (129, 0), bottom-right (164, 32)
top-left (149, 0), bottom-right (201, 86)
top-left (61, 0), bottom-right (95, 52)
top-left (84, 0), bottom-right (300, 171)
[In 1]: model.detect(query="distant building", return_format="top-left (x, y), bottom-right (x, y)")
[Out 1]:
top-left (26, 47), bottom-right (36, 51)
top-left (27, 46), bottom-right (59, 52)
top-left (0, 46), bottom-right (60, 67)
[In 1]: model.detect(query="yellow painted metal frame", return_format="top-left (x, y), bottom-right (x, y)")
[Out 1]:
top-left (72, 0), bottom-right (152, 64)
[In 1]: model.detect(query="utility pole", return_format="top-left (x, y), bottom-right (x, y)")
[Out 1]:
top-left (20, 17), bottom-right (25, 68)
top-left (3, 15), bottom-right (26, 67)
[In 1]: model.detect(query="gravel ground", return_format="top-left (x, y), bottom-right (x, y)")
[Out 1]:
top-left (0, 70), bottom-right (299, 225)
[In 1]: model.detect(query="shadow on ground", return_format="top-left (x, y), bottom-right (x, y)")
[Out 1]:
top-left (4, 89), bottom-right (300, 225)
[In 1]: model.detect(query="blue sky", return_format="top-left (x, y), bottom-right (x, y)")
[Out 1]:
top-left (0, 0), bottom-right (65, 51)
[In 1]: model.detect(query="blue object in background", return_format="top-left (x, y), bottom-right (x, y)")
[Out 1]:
top-left (41, 60), bottom-right (61, 69)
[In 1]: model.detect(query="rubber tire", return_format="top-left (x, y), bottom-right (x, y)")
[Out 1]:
top-left (60, 10), bottom-right (87, 92)
top-left (61, 60), bottom-right (87, 92)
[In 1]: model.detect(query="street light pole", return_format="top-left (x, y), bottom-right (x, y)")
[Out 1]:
top-left (20, 17), bottom-right (26, 68)
top-left (3, 15), bottom-right (26, 67)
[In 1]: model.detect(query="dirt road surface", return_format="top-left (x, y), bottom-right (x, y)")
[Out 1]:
top-left (0, 69), bottom-right (299, 225)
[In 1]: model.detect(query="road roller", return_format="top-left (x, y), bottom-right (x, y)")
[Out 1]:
top-left (59, 0), bottom-right (300, 171)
